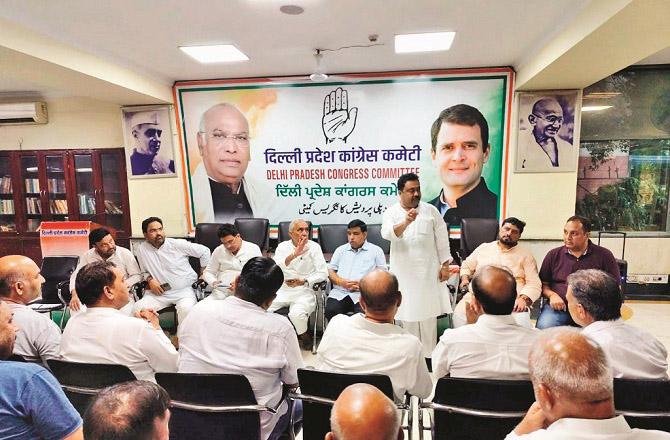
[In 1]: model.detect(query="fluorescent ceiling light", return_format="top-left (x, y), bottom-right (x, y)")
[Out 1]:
top-left (582, 105), bottom-right (613, 112)
top-left (395, 32), bottom-right (455, 53)
top-left (179, 44), bottom-right (249, 63)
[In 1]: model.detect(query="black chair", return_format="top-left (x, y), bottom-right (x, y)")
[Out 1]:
top-left (235, 218), bottom-right (270, 252)
top-left (291, 368), bottom-right (410, 440)
top-left (8, 353), bottom-right (27, 362)
top-left (195, 222), bottom-right (224, 253)
top-left (47, 359), bottom-right (136, 415)
top-left (30, 256), bottom-right (79, 327)
top-left (317, 224), bottom-right (348, 256)
top-left (459, 218), bottom-right (499, 261)
top-left (366, 223), bottom-right (390, 256)
top-left (157, 372), bottom-right (288, 440)
top-left (420, 377), bottom-right (534, 440)
top-left (614, 378), bottom-right (670, 431)
top-left (278, 221), bottom-right (313, 243)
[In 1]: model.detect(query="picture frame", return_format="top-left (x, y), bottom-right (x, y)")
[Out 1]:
top-left (122, 105), bottom-right (177, 178)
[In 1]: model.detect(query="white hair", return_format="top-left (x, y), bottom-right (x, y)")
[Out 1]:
top-left (288, 218), bottom-right (308, 234)
top-left (198, 103), bottom-right (244, 133)
top-left (529, 327), bottom-right (612, 402)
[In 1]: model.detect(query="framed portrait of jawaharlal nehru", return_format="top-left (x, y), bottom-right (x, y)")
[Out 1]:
top-left (122, 105), bottom-right (177, 178)
top-left (515, 90), bottom-right (581, 173)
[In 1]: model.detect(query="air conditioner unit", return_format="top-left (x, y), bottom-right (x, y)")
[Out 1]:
top-left (0, 102), bottom-right (48, 125)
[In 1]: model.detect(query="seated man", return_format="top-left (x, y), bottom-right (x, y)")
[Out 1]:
top-left (0, 300), bottom-right (83, 440)
top-left (454, 217), bottom-right (540, 328)
top-left (326, 383), bottom-right (402, 440)
top-left (537, 215), bottom-right (620, 329)
top-left (69, 227), bottom-right (142, 315)
top-left (0, 255), bottom-right (60, 364)
top-left (507, 328), bottom-right (670, 439)
top-left (325, 219), bottom-right (387, 321)
top-left (178, 257), bottom-right (303, 440)
top-left (316, 269), bottom-right (432, 401)
top-left (133, 217), bottom-right (210, 324)
top-left (270, 218), bottom-right (328, 350)
top-left (60, 261), bottom-right (178, 382)
top-left (567, 269), bottom-right (668, 379)
top-left (432, 265), bottom-right (539, 380)
top-left (83, 381), bottom-right (170, 440)
top-left (201, 223), bottom-right (261, 301)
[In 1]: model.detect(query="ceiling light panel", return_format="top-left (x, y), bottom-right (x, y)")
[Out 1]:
top-left (179, 45), bottom-right (249, 63)
top-left (395, 32), bottom-right (455, 53)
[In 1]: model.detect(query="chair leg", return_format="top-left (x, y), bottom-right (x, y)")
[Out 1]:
top-left (312, 292), bottom-right (319, 354)
top-left (59, 306), bottom-right (68, 330)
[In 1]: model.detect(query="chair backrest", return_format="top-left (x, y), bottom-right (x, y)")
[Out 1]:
top-left (156, 372), bottom-right (261, 440)
top-left (235, 218), bottom-right (269, 252)
top-left (614, 378), bottom-right (670, 431)
top-left (40, 256), bottom-right (79, 303)
top-left (278, 220), bottom-right (313, 243)
top-left (365, 224), bottom-right (390, 255)
top-left (431, 376), bottom-right (535, 440)
top-left (460, 218), bottom-right (499, 259)
top-left (47, 359), bottom-right (136, 415)
top-left (195, 222), bottom-right (224, 253)
top-left (317, 224), bottom-right (348, 254)
top-left (297, 368), bottom-right (395, 440)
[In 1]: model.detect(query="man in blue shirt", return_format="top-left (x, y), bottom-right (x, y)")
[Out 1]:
top-left (0, 300), bottom-right (83, 440)
top-left (326, 219), bottom-right (387, 321)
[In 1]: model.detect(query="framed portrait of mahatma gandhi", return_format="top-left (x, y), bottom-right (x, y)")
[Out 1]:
top-left (515, 90), bottom-right (581, 173)
top-left (122, 105), bottom-right (177, 178)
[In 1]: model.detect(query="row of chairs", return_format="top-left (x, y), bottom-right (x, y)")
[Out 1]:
top-left (36, 357), bottom-right (670, 440)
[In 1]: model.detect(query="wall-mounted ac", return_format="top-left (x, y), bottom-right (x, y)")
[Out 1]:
top-left (0, 102), bottom-right (48, 125)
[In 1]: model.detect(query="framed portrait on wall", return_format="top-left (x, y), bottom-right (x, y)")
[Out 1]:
top-left (515, 90), bottom-right (581, 173)
top-left (122, 105), bottom-right (176, 178)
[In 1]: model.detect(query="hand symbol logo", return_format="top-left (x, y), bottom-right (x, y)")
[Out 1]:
top-left (322, 87), bottom-right (358, 143)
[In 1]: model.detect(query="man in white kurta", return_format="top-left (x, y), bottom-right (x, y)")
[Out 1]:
top-left (201, 223), bottom-right (262, 301)
top-left (61, 261), bottom-right (178, 382)
top-left (133, 217), bottom-right (210, 325)
top-left (270, 219), bottom-right (328, 349)
top-left (69, 227), bottom-right (142, 315)
top-left (381, 173), bottom-right (452, 357)
top-left (315, 270), bottom-right (432, 401)
top-left (178, 257), bottom-right (303, 440)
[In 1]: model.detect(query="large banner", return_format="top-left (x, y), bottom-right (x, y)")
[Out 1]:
top-left (174, 69), bottom-right (513, 231)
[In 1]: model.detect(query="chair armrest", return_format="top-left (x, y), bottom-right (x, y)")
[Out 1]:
top-left (312, 281), bottom-right (327, 291)
top-left (420, 401), bottom-right (527, 418)
top-left (56, 280), bottom-right (71, 305)
top-left (170, 400), bottom-right (279, 414)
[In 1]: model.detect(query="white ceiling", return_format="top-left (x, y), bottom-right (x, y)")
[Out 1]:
top-left (0, 0), bottom-right (667, 103)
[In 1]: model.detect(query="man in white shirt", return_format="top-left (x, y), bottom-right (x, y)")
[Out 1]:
top-left (454, 217), bottom-right (541, 328)
top-left (566, 269), bottom-right (668, 379)
top-left (201, 223), bottom-right (261, 301)
top-left (69, 227), bottom-right (142, 315)
top-left (270, 218), bottom-right (328, 350)
top-left (0, 255), bottom-right (59, 364)
top-left (178, 257), bottom-right (303, 440)
top-left (60, 261), bottom-right (178, 382)
top-left (507, 328), bottom-right (670, 439)
top-left (325, 219), bottom-right (387, 321)
top-left (316, 269), bottom-right (432, 401)
top-left (133, 217), bottom-right (211, 325)
top-left (432, 265), bottom-right (539, 380)
top-left (381, 173), bottom-right (454, 357)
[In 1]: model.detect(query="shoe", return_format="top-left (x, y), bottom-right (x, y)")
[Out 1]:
top-left (297, 332), bottom-right (313, 351)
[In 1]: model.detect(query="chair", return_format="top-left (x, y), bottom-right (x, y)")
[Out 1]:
top-left (47, 359), bottom-right (136, 415)
top-left (459, 218), bottom-right (499, 261)
top-left (291, 368), bottom-right (411, 440)
top-left (235, 218), bottom-right (270, 252)
top-left (278, 221), bottom-right (313, 243)
top-left (31, 256), bottom-right (79, 328)
top-left (8, 353), bottom-right (27, 362)
top-left (366, 223), bottom-right (390, 256)
top-left (614, 378), bottom-right (670, 431)
top-left (195, 222), bottom-right (224, 253)
top-left (420, 377), bottom-right (535, 440)
top-left (156, 372), bottom-right (287, 440)
top-left (317, 224), bottom-right (348, 257)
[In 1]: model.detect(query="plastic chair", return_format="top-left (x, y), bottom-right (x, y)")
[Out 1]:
top-left (47, 359), bottom-right (136, 415)
top-left (459, 218), bottom-right (499, 261)
top-left (420, 376), bottom-right (534, 440)
top-left (614, 378), bottom-right (670, 431)
top-left (278, 221), bottom-right (313, 243)
top-left (235, 218), bottom-right (270, 252)
top-left (156, 372), bottom-right (289, 440)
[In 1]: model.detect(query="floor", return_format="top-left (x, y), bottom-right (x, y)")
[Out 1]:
top-left (294, 300), bottom-right (670, 440)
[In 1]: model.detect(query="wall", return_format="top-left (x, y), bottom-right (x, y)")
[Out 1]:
top-left (0, 97), bottom-right (188, 237)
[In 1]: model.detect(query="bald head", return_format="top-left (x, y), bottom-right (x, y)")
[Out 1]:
top-left (359, 270), bottom-right (400, 315)
top-left (470, 265), bottom-right (517, 315)
top-left (0, 255), bottom-right (43, 303)
top-left (529, 98), bottom-right (564, 142)
top-left (327, 384), bottom-right (401, 440)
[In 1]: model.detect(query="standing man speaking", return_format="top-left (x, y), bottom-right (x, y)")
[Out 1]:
top-left (382, 173), bottom-right (454, 357)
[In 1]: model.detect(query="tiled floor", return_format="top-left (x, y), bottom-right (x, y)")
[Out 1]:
top-left (294, 301), bottom-right (670, 439)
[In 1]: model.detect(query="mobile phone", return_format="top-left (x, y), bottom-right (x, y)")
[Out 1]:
top-left (160, 283), bottom-right (172, 291)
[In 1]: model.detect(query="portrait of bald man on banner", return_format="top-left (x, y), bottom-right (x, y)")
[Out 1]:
top-left (516, 91), bottom-right (580, 173)
top-left (123, 107), bottom-right (176, 177)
